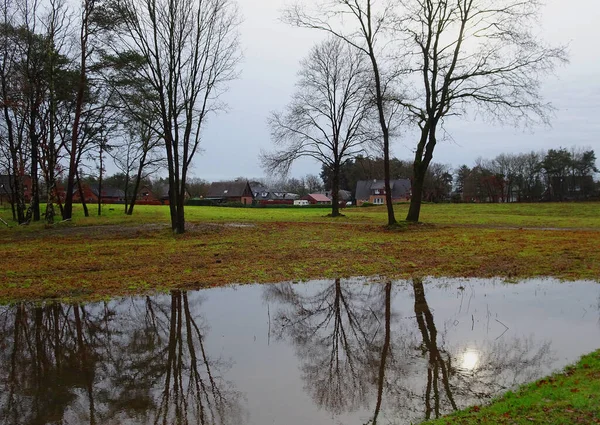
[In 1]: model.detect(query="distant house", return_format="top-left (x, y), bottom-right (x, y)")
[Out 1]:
top-left (73, 184), bottom-right (125, 204)
top-left (302, 193), bottom-right (332, 205)
top-left (206, 180), bottom-right (254, 205)
top-left (139, 185), bottom-right (159, 202)
top-left (250, 182), bottom-right (299, 205)
top-left (0, 174), bottom-right (32, 205)
top-left (355, 179), bottom-right (411, 206)
top-left (254, 189), bottom-right (299, 205)
top-left (323, 189), bottom-right (353, 205)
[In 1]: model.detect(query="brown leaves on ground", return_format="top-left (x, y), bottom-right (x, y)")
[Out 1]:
top-left (1, 220), bottom-right (600, 302)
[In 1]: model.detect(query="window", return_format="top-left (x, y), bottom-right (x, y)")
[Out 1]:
top-left (374, 197), bottom-right (384, 205)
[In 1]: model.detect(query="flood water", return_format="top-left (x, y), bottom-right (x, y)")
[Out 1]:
top-left (0, 277), bottom-right (599, 425)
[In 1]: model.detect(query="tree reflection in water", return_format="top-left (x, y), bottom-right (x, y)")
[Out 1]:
top-left (264, 279), bottom-right (388, 415)
top-left (0, 291), bottom-right (243, 425)
top-left (266, 278), bottom-right (554, 425)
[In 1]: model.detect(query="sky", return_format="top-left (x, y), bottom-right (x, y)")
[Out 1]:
top-left (187, 0), bottom-right (600, 182)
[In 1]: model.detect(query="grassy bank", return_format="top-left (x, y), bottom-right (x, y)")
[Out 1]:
top-left (0, 203), bottom-right (599, 302)
top-left (423, 349), bottom-right (600, 425)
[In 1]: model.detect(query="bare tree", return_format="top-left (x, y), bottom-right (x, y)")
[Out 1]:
top-left (395, 0), bottom-right (568, 221)
top-left (262, 38), bottom-right (373, 217)
top-left (62, 0), bottom-right (96, 220)
top-left (285, 0), bottom-right (401, 225)
top-left (39, 0), bottom-right (72, 224)
top-left (111, 119), bottom-right (163, 215)
top-left (0, 0), bottom-right (29, 224)
top-left (105, 0), bottom-right (241, 234)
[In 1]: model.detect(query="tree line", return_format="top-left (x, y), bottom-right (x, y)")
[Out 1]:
top-left (456, 147), bottom-right (598, 203)
top-left (1, 0), bottom-right (239, 232)
top-left (320, 147), bottom-right (598, 204)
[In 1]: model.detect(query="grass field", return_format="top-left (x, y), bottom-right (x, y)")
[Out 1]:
top-left (1, 202), bottom-right (598, 302)
top-left (1, 201), bottom-right (599, 424)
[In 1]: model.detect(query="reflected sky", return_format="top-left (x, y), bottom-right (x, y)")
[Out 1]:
top-left (0, 278), bottom-right (598, 425)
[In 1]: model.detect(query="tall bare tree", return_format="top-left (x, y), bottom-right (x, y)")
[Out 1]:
top-left (262, 38), bottom-right (373, 217)
top-left (62, 0), bottom-right (96, 220)
top-left (396, 0), bottom-right (568, 221)
top-left (105, 0), bottom-right (241, 233)
top-left (285, 0), bottom-right (401, 225)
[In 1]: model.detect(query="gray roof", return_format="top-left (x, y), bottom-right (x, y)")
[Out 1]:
top-left (355, 179), bottom-right (411, 201)
top-left (254, 190), bottom-right (299, 201)
top-left (90, 184), bottom-right (125, 198)
top-left (206, 181), bottom-right (252, 198)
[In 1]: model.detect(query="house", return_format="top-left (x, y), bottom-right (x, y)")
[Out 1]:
top-left (355, 179), bottom-right (411, 206)
top-left (254, 189), bottom-right (299, 205)
top-left (0, 174), bottom-right (32, 205)
top-left (250, 182), bottom-right (300, 205)
top-left (302, 193), bottom-right (332, 205)
top-left (73, 184), bottom-right (125, 204)
top-left (206, 180), bottom-right (254, 205)
top-left (323, 189), bottom-right (353, 206)
top-left (139, 185), bottom-right (159, 202)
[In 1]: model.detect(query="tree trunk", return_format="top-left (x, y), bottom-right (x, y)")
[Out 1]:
top-left (367, 42), bottom-right (395, 226)
top-left (76, 170), bottom-right (89, 217)
top-left (29, 106), bottom-right (40, 221)
top-left (126, 157), bottom-right (146, 215)
top-left (63, 1), bottom-right (91, 220)
top-left (330, 163), bottom-right (341, 217)
top-left (407, 170), bottom-right (425, 222)
top-left (97, 144), bottom-right (103, 216)
top-left (175, 190), bottom-right (185, 234)
top-left (407, 126), bottom-right (436, 223)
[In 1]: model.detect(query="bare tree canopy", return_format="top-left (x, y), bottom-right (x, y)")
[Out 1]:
top-left (395, 0), bottom-right (568, 221)
top-left (103, 0), bottom-right (241, 233)
top-left (262, 38), bottom-right (374, 216)
top-left (284, 0), bottom-right (402, 225)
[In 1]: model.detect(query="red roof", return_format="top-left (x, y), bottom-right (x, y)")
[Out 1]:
top-left (308, 193), bottom-right (331, 202)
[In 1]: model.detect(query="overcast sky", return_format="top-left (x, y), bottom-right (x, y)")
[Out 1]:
top-left (188, 0), bottom-right (600, 182)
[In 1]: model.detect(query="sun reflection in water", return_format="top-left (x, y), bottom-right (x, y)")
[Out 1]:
top-left (460, 348), bottom-right (480, 371)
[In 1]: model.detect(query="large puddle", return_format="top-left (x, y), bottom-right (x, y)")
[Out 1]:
top-left (0, 277), bottom-right (599, 424)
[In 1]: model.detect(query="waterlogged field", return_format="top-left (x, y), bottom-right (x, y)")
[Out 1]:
top-left (0, 278), bottom-right (598, 425)
top-left (0, 203), bottom-right (599, 302)
top-left (1, 203), bottom-right (599, 425)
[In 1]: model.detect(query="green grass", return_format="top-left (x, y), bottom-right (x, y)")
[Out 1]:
top-left (2, 202), bottom-right (600, 229)
top-left (423, 350), bottom-right (600, 425)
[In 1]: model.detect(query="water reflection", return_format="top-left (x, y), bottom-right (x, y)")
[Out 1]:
top-left (0, 292), bottom-right (243, 425)
top-left (0, 278), bottom-right (598, 425)
top-left (266, 278), bottom-right (556, 424)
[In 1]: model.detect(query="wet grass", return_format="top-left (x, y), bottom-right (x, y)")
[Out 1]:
top-left (424, 349), bottom-right (600, 425)
top-left (1, 202), bottom-right (599, 302)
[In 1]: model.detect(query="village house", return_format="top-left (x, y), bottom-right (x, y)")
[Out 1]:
top-left (206, 180), bottom-right (254, 205)
top-left (355, 179), bottom-right (411, 206)
top-left (302, 193), bottom-right (332, 205)
top-left (0, 175), bottom-right (32, 205)
top-left (252, 184), bottom-right (299, 205)
top-left (73, 184), bottom-right (126, 204)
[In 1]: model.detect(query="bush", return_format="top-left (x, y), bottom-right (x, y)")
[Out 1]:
top-left (186, 199), bottom-right (217, 206)
top-left (361, 202), bottom-right (374, 207)
top-left (253, 203), bottom-right (333, 209)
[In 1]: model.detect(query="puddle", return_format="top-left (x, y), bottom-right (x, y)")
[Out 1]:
top-left (0, 277), bottom-right (598, 424)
